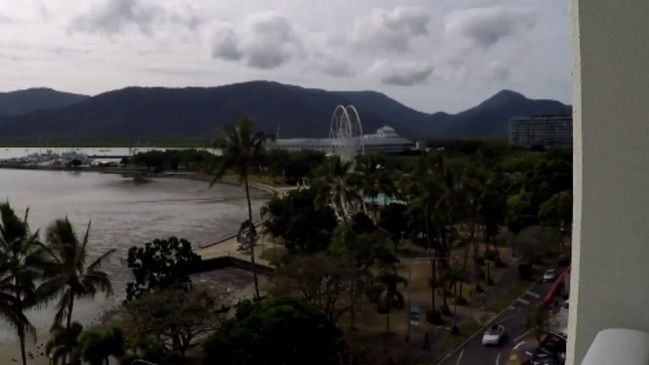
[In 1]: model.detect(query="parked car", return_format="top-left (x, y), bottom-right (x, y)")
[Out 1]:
top-left (482, 324), bottom-right (505, 346)
top-left (543, 269), bottom-right (556, 282)
top-left (523, 348), bottom-right (563, 365)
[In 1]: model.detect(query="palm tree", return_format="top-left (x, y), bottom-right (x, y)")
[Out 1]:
top-left (77, 326), bottom-right (125, 365)
top-left (210, 118), bottom-right (269, 298)
top-left (37, 218), bottom-right (115, 363)
top-left (0, 202), bottom-right (45, 365)
top-left (354, 153), bottom-right (397, 220)
top-left (314, 156), bottom-right (358, 222)
top-left (46, 321), bottom-right (83, 365)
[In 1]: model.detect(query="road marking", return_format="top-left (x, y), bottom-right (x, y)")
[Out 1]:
top-left (455, 350), bottom-right (464, 365)
top-left (513, 330), bottom-right (531, 343)
top-left (508, 305), bottom-right (516, 311)
top-left (495, 351), bottom-right (501, 365)
top-left (495, 310), bottom-right (521, 324)
top-left (516, 298), bottom-right (530, 305)
top-left (433, 281), bottom-right (538, 365)
top-left (525, 291), bottom-right (541, 298)
top-left (514, 341), bottom-right (526, 350)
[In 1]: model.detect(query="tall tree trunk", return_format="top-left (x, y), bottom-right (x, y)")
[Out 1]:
top-left (350, 274), bottom-right (356, 329)
top-left (18, 325), bottom-right (26, 365)
top-left (14, 285), bottom-right (27, 365)
top-left (243, 173), bottom-right (261, 299)
top-left (64, 292), bottom-right (75, 365)
top-left (339, 193), bottom-right (349, 223)
top-left (430, 258), bottom-right (437, 310)
top-left (459, 222), bottom-right (476, 302)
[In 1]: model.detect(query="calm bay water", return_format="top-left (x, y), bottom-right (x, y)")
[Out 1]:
top-left (0, 146), bottom-right (219, 160)
top-left (0, 168), bottom-right (263, 340)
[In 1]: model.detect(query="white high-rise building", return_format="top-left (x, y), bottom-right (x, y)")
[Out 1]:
top-left (508, 115), bottom-right (573, 148)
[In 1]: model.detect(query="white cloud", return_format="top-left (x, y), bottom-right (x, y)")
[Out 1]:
top-left (351, 7), bottom-right (431, 53)
top-left (487, 61), bottom-right (510, 81)
top-left (211, 26), bottom-right (242, 61)
top-left (370, 60), bottom-right (434, 86)
top-left (0, 0), bottom-right (572, 113)
top-left (211, 12), bottom-right (302, 70)
top-left (444, 6), bottom-right (535, 49)
top-left (70, 0), bottom-right (201, 36)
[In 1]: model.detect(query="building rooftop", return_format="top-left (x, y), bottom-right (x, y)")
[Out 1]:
top-left (271, 136), bottom-right (412, 147)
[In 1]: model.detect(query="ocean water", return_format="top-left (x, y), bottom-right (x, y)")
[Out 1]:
top-left (0, 168), bottom-right (263, 340)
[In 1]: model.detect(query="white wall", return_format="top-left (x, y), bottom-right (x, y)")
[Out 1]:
top-left (569, 0), bottom-right (649, 364)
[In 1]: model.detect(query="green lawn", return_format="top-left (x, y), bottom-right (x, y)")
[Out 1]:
top-left (435, 319), bottom-right (482, 350)
top-left (259, 246), bottom-right (287, 266)
top-left (422, 319), bottom-right (483, 364)
top-left (485, 279), bottom-right (534, 313)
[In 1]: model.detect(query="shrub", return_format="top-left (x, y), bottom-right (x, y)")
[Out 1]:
top-left (426, 309), bottom-right (445, 325)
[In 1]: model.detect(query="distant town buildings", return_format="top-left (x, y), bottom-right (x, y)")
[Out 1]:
top-left (508, 115), bottom-right (573, 148)
top-left (268, 126), bottom-right (414, 155)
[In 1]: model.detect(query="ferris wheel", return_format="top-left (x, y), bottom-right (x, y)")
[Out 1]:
top-left (329, 105), bottom-right (364, 162)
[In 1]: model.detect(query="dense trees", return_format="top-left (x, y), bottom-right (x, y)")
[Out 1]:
top-left (125, 237), bottom-right (201, 301)
top-left (260, 139), bottom-right (573, 334)
top-left (261, 188), bottom-right (338, 255)
top-left (203, 297), bottom-right (345, 365)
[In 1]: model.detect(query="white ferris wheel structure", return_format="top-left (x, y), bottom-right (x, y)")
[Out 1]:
top-left (329, 105), bottom-right (365, 162)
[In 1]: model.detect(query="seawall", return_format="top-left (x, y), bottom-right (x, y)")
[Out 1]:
top-left (191, 255), bottom-right (274, 275)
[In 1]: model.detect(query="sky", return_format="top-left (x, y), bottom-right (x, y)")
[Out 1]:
top-left (0, 0), bottom-right (571, 113)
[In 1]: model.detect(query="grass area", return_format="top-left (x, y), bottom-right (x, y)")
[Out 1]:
top-left (249, 174), bottom-right (290, 188)
top-left (259, 246), bottom-right (287, 263)
top-left (435, 319), bottom-right (483, 350)
top-left (397, 242), bottom-right (513, 308)
top-left (485, 279), bottom-right (533, 313)
top-left (0, 140), bottom-right (210, 148)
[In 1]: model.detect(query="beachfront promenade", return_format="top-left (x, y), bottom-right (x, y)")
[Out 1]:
top-left (197, 182), bottom-right (296, 265)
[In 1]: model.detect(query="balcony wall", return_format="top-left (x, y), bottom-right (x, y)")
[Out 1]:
top-left (569, 0), bottom-right (649, 364)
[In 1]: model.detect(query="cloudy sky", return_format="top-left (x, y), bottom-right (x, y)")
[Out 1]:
top-left (0, 0), bottom-right (571, 113)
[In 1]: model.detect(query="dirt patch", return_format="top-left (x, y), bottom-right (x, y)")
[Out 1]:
top-left (396, 241), bottom-right (514, 312)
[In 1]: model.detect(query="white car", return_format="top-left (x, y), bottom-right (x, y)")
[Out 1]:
top-left (543, 269), bottom-right (557, 282)
top-left (482, 324), bottom-right (505, 346)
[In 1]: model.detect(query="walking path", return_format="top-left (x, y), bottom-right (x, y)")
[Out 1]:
top-left (196, 179), bottom-right (295, 265)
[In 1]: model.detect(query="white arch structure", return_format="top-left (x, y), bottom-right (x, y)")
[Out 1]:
top-left (329, 105), bottom-right (365, 162)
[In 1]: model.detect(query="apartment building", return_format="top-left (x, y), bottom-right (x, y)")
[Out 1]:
top-left (508, 115), bottom-right (573, 148)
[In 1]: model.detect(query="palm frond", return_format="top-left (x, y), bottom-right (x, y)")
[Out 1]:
top-left (86, 248), bottom-right (115, 273)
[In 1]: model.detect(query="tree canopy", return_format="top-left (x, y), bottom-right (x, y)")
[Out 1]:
top-left (203, 297), bottom-right (345, 365)
top-left (125, 237), bottom-right (201, 301)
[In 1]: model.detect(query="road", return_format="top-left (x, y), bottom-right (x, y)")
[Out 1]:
top-left (439, 279), bottom-right (554, 365)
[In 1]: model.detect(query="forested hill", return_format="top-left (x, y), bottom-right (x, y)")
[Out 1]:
top-left (0, 81), bottom-right (571, 142)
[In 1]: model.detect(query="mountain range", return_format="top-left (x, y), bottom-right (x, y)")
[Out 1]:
top-left (0, 81), bottom-right (571, 142)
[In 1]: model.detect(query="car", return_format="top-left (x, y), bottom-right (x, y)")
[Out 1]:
top-left (523, 348), bottom-right (564, 365)
top-left (482, 324), bottom-right (505, 346)
top-left (543, 269), bottom-right (557, 282)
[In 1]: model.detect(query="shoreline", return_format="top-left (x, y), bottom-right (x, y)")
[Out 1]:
top-left (0, 165), bottom-right (288, 365)
top-left (0, 164), bottom-right (287, 196)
